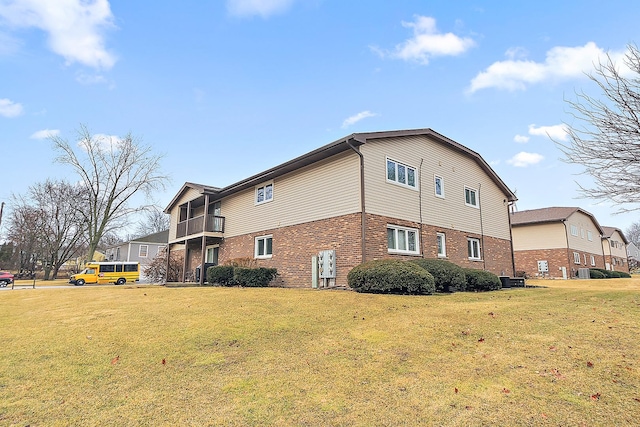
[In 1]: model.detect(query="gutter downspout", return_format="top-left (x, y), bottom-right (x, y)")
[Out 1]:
top-left (507, 201), bottom-right (516, 277)
top-left (563, 220), bottom-right (571, 277)
top-left (346, 139), bottom-right (366, 264)
top-left (478, 183), bottom-right (486, 271)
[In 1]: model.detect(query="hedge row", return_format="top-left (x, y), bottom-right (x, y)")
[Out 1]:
top-left (347, 258), bottom-right (502, 294)
top-left (206, 265), bottom-right (277, 287)
top-left (589, 268), bottom-right (632, 279)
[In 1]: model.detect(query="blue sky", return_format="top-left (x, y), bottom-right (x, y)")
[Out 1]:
top-left (1, 0), bottom-right (639, 237)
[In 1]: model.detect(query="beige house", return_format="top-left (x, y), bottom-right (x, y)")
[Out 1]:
top-left (511, 207), bottom-right (606, 278)
top-left (601, 226), bottom-right (629, 272)
top-left (164, 128), bottom-right (517, 287)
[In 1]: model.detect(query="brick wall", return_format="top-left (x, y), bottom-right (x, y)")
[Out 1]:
top-left (514, 248), bottom-right (606, 278)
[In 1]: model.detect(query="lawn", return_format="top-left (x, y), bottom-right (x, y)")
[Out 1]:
top-left (1, 277), bottom-right (639, 426)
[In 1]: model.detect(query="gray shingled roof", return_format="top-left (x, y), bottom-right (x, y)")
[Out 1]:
top-left (601, 226), bottom-right (629, 244)
top-left (511, 206), bottom-right (605, 235)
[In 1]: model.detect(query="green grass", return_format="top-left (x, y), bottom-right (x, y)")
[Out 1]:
top-left (1, 278), bottom-right (639, 426)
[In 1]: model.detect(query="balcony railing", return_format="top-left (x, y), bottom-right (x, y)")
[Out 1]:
top-left (176, 214), bottom-right (225, 239)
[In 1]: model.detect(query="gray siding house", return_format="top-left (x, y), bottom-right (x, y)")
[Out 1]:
top-left (105, 230), bottom-right (169, 280)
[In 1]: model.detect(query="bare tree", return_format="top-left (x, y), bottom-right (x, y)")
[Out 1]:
top-left (9, 180), bottom-right (85, 279)
top-left (557, 43), bottom-right (640, 212)
top-left (51, 125), bottom-right (169, 262)
top-left (133, 206), bottom-right (170, 238)
top-left (6, 203), bottom-right (44, 275)
top-left (626, 221), bottom-right (640, 247)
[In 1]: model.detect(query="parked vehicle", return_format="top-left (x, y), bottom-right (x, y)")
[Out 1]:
top-left (69, 262), bottom-right (139, 286)
top-left (0, 271), bottom-right (14, 287)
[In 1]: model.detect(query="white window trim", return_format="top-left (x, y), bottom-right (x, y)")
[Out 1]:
top-left (386, 157), bottom-right (418, 190)
top-left (255, 235), bottom-right (273, 259)
top-left (573, 252), bottom-right (581, 264)
top-left (387, 225), bottom-right (420, 255)
top-left (590, 255), bottom-right (596, 266)
top-left (464, 187), bottom-right (479, 208)
top-left (434, 175), bottom-right (444, 198)
top-left (587, 230), bottom-right (593, 241)
top-left (255, 182), bottom-right (274, 205)
top-left (570, 225), bottom-right (578, 236)
top-left (206, 245), bottom-right (219, 263)
top-left (139, 244), bottom-right (148, 258)
top-left (467, 238), bottom-right (481, 260)
top-left (437, 232), bottom-right (446, 258)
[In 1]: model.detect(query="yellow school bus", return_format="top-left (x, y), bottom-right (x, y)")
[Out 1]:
top-left (69, 262), bottom-right (140, 286)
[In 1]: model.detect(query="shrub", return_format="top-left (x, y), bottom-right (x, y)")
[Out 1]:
top-left (410, 258), bottom-right (466, 292)
top-left (590, 268), bottom-right (630, 279)
top-left (617, 271), bottom-right (632, 278)
top-left (206, 265), bottom-right (235, 286)
top-left (463, 268), bottom-right (501, 292)
top-left (347, 259), bottom-right (435, 295)
top-left (234, 267), bottom-right (278, 287)
top-left (589, 269), bottom-right (606, 279)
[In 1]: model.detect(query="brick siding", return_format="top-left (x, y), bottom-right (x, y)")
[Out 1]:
top-left (514, 248), bottom-right (606, 278)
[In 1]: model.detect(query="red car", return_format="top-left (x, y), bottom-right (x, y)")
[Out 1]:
top-left (0, 271), bottom-right (14, 287)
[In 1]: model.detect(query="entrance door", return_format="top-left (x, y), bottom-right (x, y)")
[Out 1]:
top-left (206, 246), bottom-right (219, 265)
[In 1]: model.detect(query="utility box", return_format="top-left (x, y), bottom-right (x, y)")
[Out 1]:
top-left (577, 268), bottom-right (590, 279)
top-left (318, 250), bottom-right (336, 279)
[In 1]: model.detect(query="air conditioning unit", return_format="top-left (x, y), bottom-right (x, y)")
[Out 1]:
top-left (577, 268), bottom-right (590, 279)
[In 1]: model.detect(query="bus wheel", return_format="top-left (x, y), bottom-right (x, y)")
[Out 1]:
top-left (76, 279), bottom-right (85, 286)
top-left (116, 278), bottom-right (126, 285)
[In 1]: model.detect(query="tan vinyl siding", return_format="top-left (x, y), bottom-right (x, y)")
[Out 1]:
top-left (222, 151), bottom-right (361, 237)
top-left (361, 135), bottom-right (512, 240)
top-left (512, 223), bottom-right (567, 251)
top-left (566, 211), bottom-right (603, 254)
top-left (603, 230), bottom-right (627, 259)
top-left (168, 187), bottom-right (201, 241)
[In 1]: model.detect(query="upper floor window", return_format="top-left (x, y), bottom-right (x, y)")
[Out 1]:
top-left (139, 245), bottom-right (148, 258)
top-left (256, 183), bottom-right (273, 205)
top-left (386, 158), bottom-right (417, 189)
top-left (434, 176), bottom-right (444, 198)
top-left (570, 225), bottom-right (578, 236)
top-left (587, 230), bottom-right (593, 241)
top-left (464, 187), bottom-right (478, 208)
top-left (255, 235), bottom-right (273, 259)
top-left (387, 225), bottom-right (419, 255)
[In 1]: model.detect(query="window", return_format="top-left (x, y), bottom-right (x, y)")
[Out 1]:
top-left (387, 225), bottom-right (420, 255)
top-left (570, 225), bottom-right (578, 236)
top-left (255, 235), bottom-right (273, 258)
top-left (581, 228), bottom-right (585, 239)
top-left (100, 264), bottom-right (115, 273)
top-left (386, 158), bottom-right (417, 189)
top-left (436, 233), bottom-right (446, 257)
top-left (434, 176), bottom-right (444, 198)
top-left (124, 264), bottom-right (138, 272)
top-left (206, 246), bottom-right (219, 264)
top-left (464, 187), bottom-right (478, 208)
top-left (467, 238), bottom-right (481, 260)
top-left (573, 252), bottom-right (581, 264)
top-left (590, 255), bottom-right (596, 266)
top-left (587, 231), bottom-right (593, 241)
top-left (256, 183), bottom-right (273, 204)
top-left (139, 245), bottom-right (148, 258)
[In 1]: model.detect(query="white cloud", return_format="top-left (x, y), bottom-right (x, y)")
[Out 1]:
top-left (227, 0), bottom-right (295, 18)
top-left (0, 98), bottom-right (23, 117)
top-left (528, 123), bottom-right (569, 141)
top-left (0, 0), bottom-right (117, 69)
top-left (507, 152), bottom-right (544, 167)
top-left (514, 134), bottom-right (529, 144)
top-left (468, 42), bottom-right (626, 93)
top-left (30, 128), bottom-right (60, 139)
top-left (373, 15), bottom-right (475, 64)
top-left (342, 111), bottom-right (377, 128)
top-left (77, 133), bottom-right (122, 151)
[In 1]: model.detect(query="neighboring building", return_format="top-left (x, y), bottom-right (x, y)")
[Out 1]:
top-left (104, 230), bottom-right (169, 280)
top-left (601, 226), bottom-right (629, 272)
top-left (164, 128), bottom-right (517, 287)
top-left (627, 242), bottom-right (639, 271)
top-left (511, 207), bottom-right (606, 279)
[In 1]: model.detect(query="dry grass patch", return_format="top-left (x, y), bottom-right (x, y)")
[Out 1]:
top-left (1, 279), bottom-right (639, 426)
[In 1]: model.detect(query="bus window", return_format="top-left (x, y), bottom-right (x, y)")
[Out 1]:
top-left (124, 264), bottom-right (138, 272)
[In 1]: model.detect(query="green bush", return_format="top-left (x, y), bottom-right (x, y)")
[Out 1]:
top-left (410, 258), bottom-right (466, 292)
top-left (617, 271), bottom-right (632, 278)
top-left (347, 259), bottom-right (435, 295)
top-left (234, 267), bottom-right (278, 287)
top-left (589, 269), bottom-right (606, 279)
top-left (590, 268), bottom-right (630, 279)
top-left (463, 268), bottom-right (501, 292)
top-left (206, 265), bottom-right (235, 286)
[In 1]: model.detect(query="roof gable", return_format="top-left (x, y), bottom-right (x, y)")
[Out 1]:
top-left (511, 206), bottom-right (604, 235)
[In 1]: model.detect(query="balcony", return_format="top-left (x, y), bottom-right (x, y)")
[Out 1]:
top-left (176, 214), bottom-right (225, 239)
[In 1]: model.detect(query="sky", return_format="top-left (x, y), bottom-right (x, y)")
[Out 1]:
top-left (1, 0), bottom-right (640, 238)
